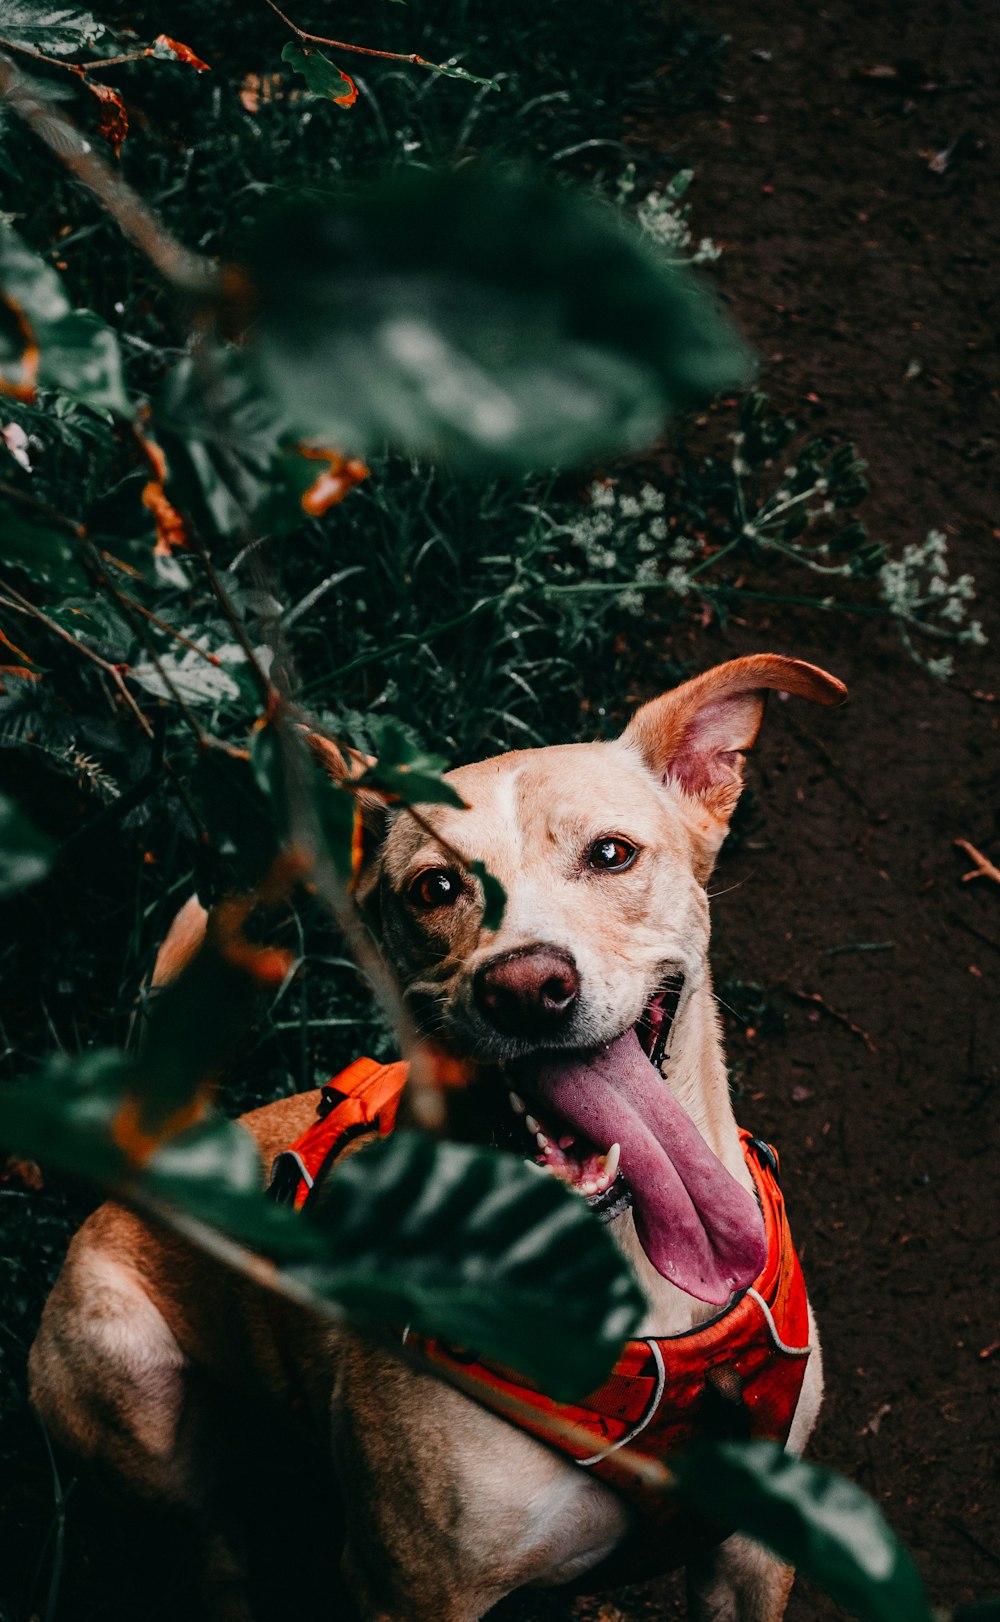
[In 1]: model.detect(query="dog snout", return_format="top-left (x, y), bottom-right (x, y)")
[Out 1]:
top-left (474, 947), bottom-right (580, 1038)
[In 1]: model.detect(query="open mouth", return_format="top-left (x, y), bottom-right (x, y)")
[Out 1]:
top-left (495, 976), bottom-right (768, 1306)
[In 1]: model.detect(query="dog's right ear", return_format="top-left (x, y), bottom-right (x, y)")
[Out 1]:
top-left (303, 729), bottom-right (390, 896)
top-left (622, 654), bottom-right (846, 874)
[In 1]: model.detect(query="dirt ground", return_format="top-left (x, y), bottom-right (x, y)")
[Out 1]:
top-left (570, 0), bottom-right (999, 1614)
top-left (4, 0), bottom-right (998, 1618)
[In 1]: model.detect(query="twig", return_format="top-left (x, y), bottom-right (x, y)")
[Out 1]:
top-left (262, 0), bottom-right (487, 74)
top-left (787, 988), bottom-right (877, 1054)
top-left (0, 53), bottom-right (214, 298)
top-left (945, 909), bottom-right (1000, 956)
top-left (188, 532), bottom-right (276, 707)
top-left (954, 838), bottom-right (1000, 887)
top-left (0, 577), bottom-right (154, 738)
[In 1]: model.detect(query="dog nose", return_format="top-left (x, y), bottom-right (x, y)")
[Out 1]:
top-left (474, 947), bottom-right (580, 1037)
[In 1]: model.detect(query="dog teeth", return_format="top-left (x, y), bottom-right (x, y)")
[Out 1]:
top-left (508, 1091), bottom-right (526, 1114)
top-left (603, 1142), bottom-right (621, 1183)
top-left (535, 1130), bottom-right (549, 1150)
top-left (525, 1113), bottom-right (541, 1135)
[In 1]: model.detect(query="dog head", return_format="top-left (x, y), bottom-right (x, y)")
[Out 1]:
top-left (364, 655), bottom-right (844, 1066)
top-left (345, 653), bottom-right (844, 1302)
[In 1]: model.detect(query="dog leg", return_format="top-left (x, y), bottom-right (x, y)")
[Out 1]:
top-left (29, 1239), bottom-right (255, 1620)
top-left (686, 1535), bottom-right (795, 1622)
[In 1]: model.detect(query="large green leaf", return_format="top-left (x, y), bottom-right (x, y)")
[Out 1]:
top-left (297, 1129), bottom-right (642, 1396)
top-left (0, 1050), bottom-right (643, 1396)
top-left (0, 791), bottom-right (53, 898)
top-left (0, 2), bottom-right (109, 56)
top-left (244, 168), bottom-right (752, 473)
top-left (0, 224), bottom-right (129, 413)
top-left (672, 1441), bottom-right (934, 1622)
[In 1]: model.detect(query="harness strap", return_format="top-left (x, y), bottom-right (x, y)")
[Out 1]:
top-left (268, 1056), bottom-right (409, 1210)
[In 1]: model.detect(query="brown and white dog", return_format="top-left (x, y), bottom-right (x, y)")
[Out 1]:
top-left (29, 653), bottom-right (844, 1621)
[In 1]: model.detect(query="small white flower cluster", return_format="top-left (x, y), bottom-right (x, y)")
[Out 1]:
top-left (565, 481), bottom-right (695, 618)
top-left (878, 529), bottom-right (986, 678)
top-left (615, 164), bottom-right (720, 267)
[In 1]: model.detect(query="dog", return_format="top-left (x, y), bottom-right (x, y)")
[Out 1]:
top-left (29, 653), bottom-right (844, 1621)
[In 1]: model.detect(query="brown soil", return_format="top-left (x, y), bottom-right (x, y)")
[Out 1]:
top-left (565, 0), bottom-right (1000, 1615)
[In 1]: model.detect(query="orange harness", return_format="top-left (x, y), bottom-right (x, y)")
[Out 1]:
top-left (269, 1057), bottom-right (813, 1581)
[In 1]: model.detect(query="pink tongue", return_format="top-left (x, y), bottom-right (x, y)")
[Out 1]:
top-left (522, 1028), bottom-right (766, 1304)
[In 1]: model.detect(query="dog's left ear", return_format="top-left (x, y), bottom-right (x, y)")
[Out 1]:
top-left (622, 654), bottom-right (846, 868)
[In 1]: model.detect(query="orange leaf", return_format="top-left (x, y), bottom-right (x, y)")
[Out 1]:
top-left (110, 1090), bottom-right (209, 1167)
top-left (0, 624), bottom-right (38, 667)
top-left (0, 297), bottom-right (39, 403)
top-left (137, 430), bottom-right (190, 555)
top-left (88, 81), bottom-right (128, 158)
top-left (299, 448), bottom-right (369, 516)
top-left (155, 34), bottom-right (211, 72)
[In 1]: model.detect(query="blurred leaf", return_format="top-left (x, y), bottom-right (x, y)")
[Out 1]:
top-left (245, 168), bottom-right (752, 473)
top-left (469, 859), bottom-right (505, 930)
top-left (951, 1604), bottom-right (1000, 1622)
top-left (190, 748), bottom-right (280, 881)
top-left (672, 1441), bottom-right (934, 1622)
top-left (0, 502), bottom-right (90, 589)
top-left (315, 774), bottom-right (361, 883)
top-left (0, 790), bottom-right (53, 898)
top-left (358, 717), bottom-right (465, 807)
top-left (0, 224), bottom-right (130, 414)
top-left (280, 41), bottom-right (357, 108)
top-left (153, 346), bottom-right (349, 538)
top-left (0, 1052), bottom-right (642, 1396)
top-left (0, 2), bottom-right (109, 55)
top-left (292, 1129), bottom-right (644, 1397)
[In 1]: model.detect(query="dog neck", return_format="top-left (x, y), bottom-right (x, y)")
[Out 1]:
top-left (615, 975), bottom-right (754, 1338)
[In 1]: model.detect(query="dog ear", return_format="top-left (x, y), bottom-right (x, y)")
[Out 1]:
top-left (622, 654), bottom-right (846, 847)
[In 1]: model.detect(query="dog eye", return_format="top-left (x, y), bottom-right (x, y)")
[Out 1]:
top-left (588, 837), bottom-right (639, 872)
top-left (408, 868), bottom-right (463, 910)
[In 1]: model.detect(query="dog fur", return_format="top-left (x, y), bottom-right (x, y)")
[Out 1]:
top-left (29, 653), bottom-right (844, 1621)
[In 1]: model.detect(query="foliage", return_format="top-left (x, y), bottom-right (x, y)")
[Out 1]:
top-left (673, 1441), bottom-right (934, 1622)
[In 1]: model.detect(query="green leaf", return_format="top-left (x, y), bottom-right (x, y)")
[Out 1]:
top-left (0, 224), bottom-right (130, 413)
top-left (315, 775), bottom-right (362, 883)
top-left (0, 2), bottom-right (109, 56)
top-left (358, 717), bottom-right (466, 808)
top-left (130, 643), bottom-right (243, 707)
top-left (469, 859), bottom-right (506, 930)
top-left (280, 41), bottom-right (357, 107)
top-left (412, 55), bottom-right (498, 88)
top-left (0, 790), bottom-right (53, 898)
top-left (244, 168), bottom-right (752, 474)
top-left (292, 1130), bottom-right (643, 1397)
top-left (0, 1052), bottom-right (643, 1396)
top-left (0, 502), bottom-right (90, 589)
top-left (153, 346), bottom-right (337, 538)
top-left (672, 1441), bottom-right (935, 1622)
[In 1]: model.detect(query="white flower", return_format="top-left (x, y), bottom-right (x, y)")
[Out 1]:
top-left (666, 566), bottom-right (692, 597)
top-left (619, 495), bottom-right (641, 518)
top-left (649, 516), bottom-right (668, 541)
top-left (640, 484), bottom-right (665, 513)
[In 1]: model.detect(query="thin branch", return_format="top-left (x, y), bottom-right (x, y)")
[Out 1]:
top-left (0, 38), bottom-right (156, 73)
top-left (0, 53), bottom-right (214, 298)
top-left (262, 0), bottom-right (431, 66)
top-left (0, 577), bottom-right (154, 739)
top-left (954, 838), bottom-right (1000, 887)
